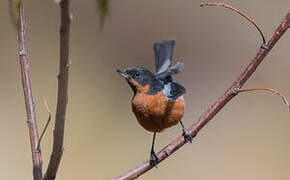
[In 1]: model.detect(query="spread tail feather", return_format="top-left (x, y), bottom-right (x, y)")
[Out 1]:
top-left (153, 40), bottom-right (175, 74)
top-left (155, 62), bottom-right (184, 79)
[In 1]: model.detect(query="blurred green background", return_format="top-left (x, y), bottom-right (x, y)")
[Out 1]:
top-left (1, 0), bottom-right (290, 179)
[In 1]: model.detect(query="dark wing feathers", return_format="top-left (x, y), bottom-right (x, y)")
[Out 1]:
top-left (165, 82), bottom-right (185, 100)
top-left (153, 40), bottom-right (186, 98)
top-left (153, 40), bottom-right (176, 74)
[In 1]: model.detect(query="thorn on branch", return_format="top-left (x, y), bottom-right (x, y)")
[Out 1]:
top-left (66, 60), bottom-right (71, 67)
top-left (164, 149), bottom-right (170, 157)
top-left (200, 2), bottom-right (266, 45)
top-left (19, 49), bottom-right (26, 57)
top-left (260, 43), bottom-right (269, 50)
top-left (230, 87), bottom-right (240, 96)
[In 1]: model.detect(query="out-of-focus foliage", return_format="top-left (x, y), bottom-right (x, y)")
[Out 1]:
top-left (8, 0), bottom-right (22, 28)
top-left (96, 0), bottom-right (111, 29)
top-left (9, 0), bottom-right (111, 30)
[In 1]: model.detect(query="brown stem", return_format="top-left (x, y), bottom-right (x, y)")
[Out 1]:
top-left (43, 0), bottom-right (71, 179)
top-left (111, 12), bottom-right (290, 180)
top-left (200, 3), bottom-right (266, 44)
top-left (37, 97), bottom-right (52, 151)
top-left (238, 88), bottom-right (290, 108)
top-left (18, 2), bottom-right (43, 180)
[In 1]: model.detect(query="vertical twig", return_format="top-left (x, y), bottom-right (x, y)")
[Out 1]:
top-left (111, 12), bottom-right (290, 180)
top-left (18, 2), bottom-right (43, 180)
top-left (44, 0), bottom-right (71, 179)
top-left (37, 97), bottom-right (52, 151)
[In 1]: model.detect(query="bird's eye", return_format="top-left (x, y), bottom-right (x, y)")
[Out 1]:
top-left (135, 72), bottom-right (140, 77)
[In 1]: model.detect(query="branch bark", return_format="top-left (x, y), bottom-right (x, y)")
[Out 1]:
top-left (43, 0), bottom-right (71, 179)
top-left (112, 12), bottom-right (290, 180)
top-left (17, 2), bottom-right (43, 180)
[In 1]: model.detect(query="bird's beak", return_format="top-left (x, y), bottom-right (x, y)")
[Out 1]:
top-left (116, 69), bottom-right (130, 79)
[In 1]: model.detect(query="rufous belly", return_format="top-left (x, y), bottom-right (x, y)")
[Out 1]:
top-left (131, 92), bottom-right (184, 133)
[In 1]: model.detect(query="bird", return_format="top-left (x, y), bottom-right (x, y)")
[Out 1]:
top-left (116, 40), bottom-right (192, 166)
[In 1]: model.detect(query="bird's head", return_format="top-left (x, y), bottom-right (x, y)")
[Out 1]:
top-left (116, 67), bottom-right (163, 95)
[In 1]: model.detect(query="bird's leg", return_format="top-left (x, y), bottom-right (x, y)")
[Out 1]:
top-left (180, 120), bottom-right (192, 143)
top-left (150, 133), bottom-right (158, 167)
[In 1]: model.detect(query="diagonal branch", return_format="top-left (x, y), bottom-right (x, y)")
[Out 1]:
top-left (43, 0), bottom-right (71, 179)
top-left (111, 12), bottom-right (290, 180)
top-left (17, 2), bottom-right (43, 180)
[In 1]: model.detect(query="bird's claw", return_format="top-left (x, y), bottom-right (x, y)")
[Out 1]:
top-left (150, 150), bottom-right (158, 167)
top-left (183, 128), bottom-right (192, 143)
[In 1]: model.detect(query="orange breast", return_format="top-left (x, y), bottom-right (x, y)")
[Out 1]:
top-left (131, 92), bottom-right (185, 133)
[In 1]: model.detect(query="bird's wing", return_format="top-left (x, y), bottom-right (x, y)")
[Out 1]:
top-left (153, 40), bottom-right (175, 74)
top-left (163, 82), bottom-right (186, 100)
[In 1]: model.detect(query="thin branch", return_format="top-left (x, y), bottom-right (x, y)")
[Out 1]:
top-left (200, 3), bottom-right (266, 44)
top-left (37, 97), bottom-right (52, 151)
top-left (111, 11), bottom-right (290, 180)
top-left (237, 87), bottom-right (290, 108)
top-left (43, 0), bottom-right (71, 179)
top-left (17, 2), bottom-right (43, 180)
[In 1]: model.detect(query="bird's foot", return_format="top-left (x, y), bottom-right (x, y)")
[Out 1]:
top-left (182, 128), bottom-right (192, 143)
top-left (150, 150), bottom-right (158, 167)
